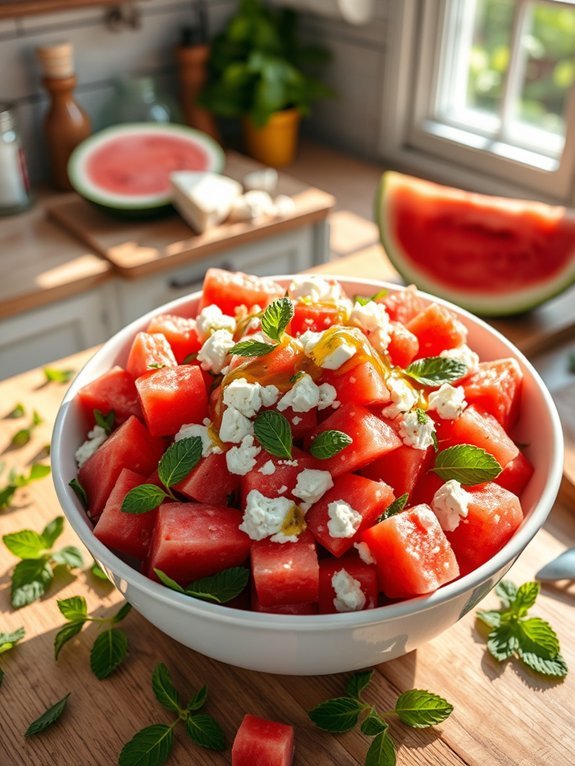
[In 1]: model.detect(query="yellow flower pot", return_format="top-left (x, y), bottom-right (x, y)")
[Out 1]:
top-left (242, 108), bottom-right (301, 168)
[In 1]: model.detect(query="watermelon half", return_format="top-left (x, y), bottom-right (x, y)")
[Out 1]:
top-left (376, 171), bottom-right (575, 316)
top-left (68, 123), bottom-right (224, 217)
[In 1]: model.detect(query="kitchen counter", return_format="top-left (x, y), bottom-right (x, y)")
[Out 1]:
top-left (1, 254), bottom-right (574, 766)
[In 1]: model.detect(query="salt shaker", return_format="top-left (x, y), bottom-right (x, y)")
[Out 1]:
top-left (0, 104), bottom-right (32, 215)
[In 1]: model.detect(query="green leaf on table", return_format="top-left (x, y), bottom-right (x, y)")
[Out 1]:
top-left (158, 437), bottom-right (203, 488)
top-left (310, 430), bottom-right (352, 460)
top-left (118, 723), bottom-right (174, 766)
top-left (516, 617), bottom-right (560, 659)
top-left (394, 689), bottom-right (454, 728)
top-left (361, 708), bottom-right (388, 736)
top-left (0, 626), bottom-right (25, 655)
top-left (308, 696), bottom-right (363, 733)
top-left (345, 669), bottom-right (374, 699)
top-left (405, 356), bottom-right (467, 386)
top-left (112, 602), bottom-right (132, 624)
top-left (43, 367), bottom-right (75, 384)
top-left (495, 580), bottom-right (517, 607)
top-left (261, 297), bottom-right (294, 341)
top-left (122, 484), bottom-right (168, 515)
top-left (52, 546), bottom-right (84, 569)
top-left (42, 516), bottom-right (65, 548)
top-left (152, 663), bottom-right (182, 714)
top-left (476, 609), bottom-right (502, 629)
top-left (154, 569), bottom-right (185, 593)
top-left (57, 595), bottom-right (88, 622)
top-left (10, 429), bottom-right (33, 448)
top-left (229, 339), bottom-right (276, 357)
top-left (376, 493), bottom-right (408, 523)
top-left (511, 582), bottom-right (540, 616)
top-left (486, 622), bottom-right (519, 662)
top-left (90, 628), bottom-right (129, 679)
top-left (187, 685), bottom-right (208, 712)
top-left (54, 621), bottom-right (85, 660)
top-left (25, 693), bottom-right (70, 737)
top-left (0, 485), bottom-right (17, 510)
top-left (27, 463), bottom-right (51, 483)
top-left (3, 530), bottom-right (47, 559)
top-left (432, 444), bottom-right (502, 485)
top-left (254, 410), bottom-right (292, 459)
top-left (68, 478), bottom-right (88, 510)
top-left (185, 566), bottom-right (249, 604)
top-left (518, 651), bottom-right (568, 678)
top-left (7, 403), bottom-right (25, 418)
top-left (366, 730), bottom-right (396, 766)
top-left (93, 408), bottom-right (116, 435)
top-left (90, 560), bottom-right (109, 581)
top-left (185, 714), bottom-right (226, 751)
top-left (11, 557), bottom-right (53, 608)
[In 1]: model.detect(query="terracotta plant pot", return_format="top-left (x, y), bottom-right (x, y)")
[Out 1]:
top-left (242, 108), bottom-right (301, 167)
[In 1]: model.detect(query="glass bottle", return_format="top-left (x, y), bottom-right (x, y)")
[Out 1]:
top-left (98, 76), bottom-right (181, 129)
top-left (0, 104), bottom-right (32, 215)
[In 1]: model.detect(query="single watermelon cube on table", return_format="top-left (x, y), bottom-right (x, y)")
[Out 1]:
top-left (135, 365), bottom-right (209, 437)
top-left (232, 714), bottom-right (294, 766)
top-left (76, 365), bottom-right (142, 426)
top-left (318, 554), bottom-right (379, 614)
top-left (251, 530), bottom-right (319, 608)
top-left (146, 313), bottom-right (202, 364)
top-left (125, 331), bottom-right (177, 380)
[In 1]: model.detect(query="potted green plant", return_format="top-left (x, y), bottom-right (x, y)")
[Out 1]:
top-left (199, 0), bottom-right (333, 166)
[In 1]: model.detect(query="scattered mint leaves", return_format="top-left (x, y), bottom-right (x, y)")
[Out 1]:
top-left (405, 356), bottom-right (467, 386)
top-left (476, 580), bottom-right (567, 678)
top-left (309, 670), bottom-right (453, 765)
top-left (7, 403), bottom-right (25, 418)
top-left (261, 297), bottom-right (294, 341)
top-left (90, 560), bottom-right (110, 582)
top-left (91, 628), bottom-right (129, 680)
top-left (376, 493), bottom-right (409, 523)
top-left (154, 566), bottom-right (249, 604)
top-left (10, 410), bottom-right (43, 448)
top-left (25, 693), bottom-right (70, 737)
top-left (11, 558), bottom-right (54, 608)
top-left (432, 444), bottom-right (502, 485)
top-left (229, 339), bottom-right (276, 357)
top-left (119, 664), bottom-right (226, 764)
top-left (3, 529), bottom-right (47, 559)
top-left (310, 430), bottom-right (352, 460)
top-left (254, 410), bottom-right (292, 459)
top-left (43, 366), bottom-right (75, 384)
top-left (0, 626), bottom-right (25, 655)
top-left (93, 409), bottom-right (115, 435)
top-left (0, 463), bottom-right (51, 511)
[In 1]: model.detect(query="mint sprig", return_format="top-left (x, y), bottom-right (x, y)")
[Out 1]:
top-left (405, 356), bottom-right (467, 386)
top-left (25, 693), bottom-right (70, 737)
top-left (119, 663), bottom-right (226, 764)
top-left (229, 339), bottom-right (276, 357)
top-left (43, 366), bottom-right (75, 384)
top-left (376, 493), bottom-right (408, 524)
top-left (154, 566), bottom-right (249, 604)
top-left (476, 580), bottom-right (568, 678)
top-left (0, 626), bottom-right (25, 655)
top-left (93, 408), bottom-right (116, 435)
top-left (254, 410), bottom-right (293, 459)
top-left (353, 289), bottom-right (388, 306)
top-left (261, 296), bottom-right (294, 341)
top-left (309, 670), bottom-right (453, 765)
top-left (10, 409), bottom-right (43, 448)
top-left (1, 463), bottom-right (51, 512)
top-left (310, 430), bottom-right (352, 460)
top-left (432, 444), bottom-right (502, 485)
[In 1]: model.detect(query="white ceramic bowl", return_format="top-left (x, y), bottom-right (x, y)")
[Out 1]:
top-left (51, 277), bottom-right (563, 675)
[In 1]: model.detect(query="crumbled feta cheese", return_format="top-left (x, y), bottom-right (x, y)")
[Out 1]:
top-left (354, 541), bottom-right (376, 565)
top-left (260, 384), bottom-right (280, 407)
top-left (259, 460), bottom-right (276, 476)
top-left (431, 479), bottom-right (472, 531)
top-left (175, 423), bottom-right (221, 456)
top-left (298, 330), bottom-right (323, 355)
top-left (349, 300), bottom-right (390, 334)
top-left (219, 406), bottom-right (253, 444)
top-left (196, 304), bottom-right (236, 341)
top-left (75, 425), bottom-right (107, 467)
top-left (289, 276), bottom-right (343, 302)
top-left (331, 570), bottom-right (366, 613)
top-left (327, 500), bottom-right (362, 539)
top-left (197, 329), bottom-right (235, 374)
top-left (273, 194), bottom-right (296, 217)
top-left (223, 378), bottom-right (263, 418)
top-left (292, 469), bottom-right (334, 505)
top-left (440, 345), bottom-right (480, 376)
top-left (243, 167), bottom-right (278, 194)
top-left (277, 373), bottom-right (320, 413)
top-left (369, 325), bottom-right (392, 356)
top-left (321, 341), bottom-right (357, 371)
top-left (239, 489), bottom-right (296, 541)
top-left (427, 383), bottom-right (467, 420)
top-left (279, 459), bottom-right (299, 467)
top-left (398, 410), bottom-right (436, 450)
top-left (318, 383), bottom-right (338, 411)
top-left (226, 435), bottom-right (261, 476)
top-left (277, 485), bottom-right (288, 495)
top-left (382, 376), bottom-right (419, 418)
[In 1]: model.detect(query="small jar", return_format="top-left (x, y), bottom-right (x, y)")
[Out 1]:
top-left (0, 105), bottom-right (32, 215)
top-left (98, 76), bottom-right (181, 128)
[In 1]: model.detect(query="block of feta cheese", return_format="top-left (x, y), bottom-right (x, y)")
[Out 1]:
top-left (170, 171), bottom-right (242, 233)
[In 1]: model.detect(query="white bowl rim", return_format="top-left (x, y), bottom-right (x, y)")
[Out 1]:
top-left (51, 275), bottom-right (564, 632)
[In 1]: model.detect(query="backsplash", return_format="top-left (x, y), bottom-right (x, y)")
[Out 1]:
top-left (0, 0), bottom-right (389, 183)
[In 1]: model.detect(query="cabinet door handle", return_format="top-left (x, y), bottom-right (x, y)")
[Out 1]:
top-left (167, 261), bottom-right (233, 291)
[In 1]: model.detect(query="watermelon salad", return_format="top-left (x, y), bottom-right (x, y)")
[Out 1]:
top-left (71, 269), bottom-right (533, 615)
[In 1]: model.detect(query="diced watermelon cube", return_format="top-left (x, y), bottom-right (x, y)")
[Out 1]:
top-left (93, 467), bottom-right (156, 559)
top-left (232, 714), bottom-right (294, 766)
top-left (251, 587), bottom-right (318, 614)
top-left (383, 287), bottom-right (426, 324)
top-left (306, 473), bottom-right (395, 557)
top-left (78, 415), bottom-right (165, 520)
top-left (287, 301), bottom-right (343, 335)
top-left (240, 448), bottom-right (318, 506)
top-left (148, 502), bottom-right (251, 584)
top-left (125, 332), bottom-right (177, 380)
top-left (318, 554), bottom-right (379, 614)
top-left (321, 360), bottom-right (390, 406)
top-left (360, 444), bottom-right (434, 500)
top-left (407, 303), bottom-right (468, 358)
top-left (146, 314), bottom-right (201, 364)
top-left (435, 404), bottom-right (519, 468)
top-left (175, 452), bottom-right (240, 506)
top-left (199, 268), bottom-right (284, 314)
top-left (360, 504), bottom-right (460, 598)
top-left (461, 358), bottom-right (523, 430)
top-left (494, 450), bottom-right (534, 497)
top-left (76, 365), bottom-right (142, 427)
top-left (251, 530), bottom-right (319, 607)
top-left (136, 365), bottom-right (208, 437)
top-left (387, 321), bottom-right (419, 367)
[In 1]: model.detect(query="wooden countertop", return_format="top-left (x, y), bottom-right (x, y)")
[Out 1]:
top-left (1, 259), bottom-right (574, 765)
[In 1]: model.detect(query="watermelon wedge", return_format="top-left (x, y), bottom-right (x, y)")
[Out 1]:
top-left (376, 171), bottom-right (575, 316)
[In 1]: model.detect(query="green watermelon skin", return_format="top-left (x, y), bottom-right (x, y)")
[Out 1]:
top-left (376, 172), bottom-right (575, 317)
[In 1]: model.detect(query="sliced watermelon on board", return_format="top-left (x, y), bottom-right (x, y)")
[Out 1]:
top-left (376, 171), bottom-right (575, 316)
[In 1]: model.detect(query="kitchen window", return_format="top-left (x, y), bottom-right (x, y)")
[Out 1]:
top-left (381, 0), bottom-right (575, 202)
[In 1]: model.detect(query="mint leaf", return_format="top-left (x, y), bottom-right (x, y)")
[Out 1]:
top-left (90, 560), bottom-right (109, 581)
top-left (495, 580), bottom-right (517, 607)
top-left (0, 485), bottom-right (17, 510)
top-left (345, 669), bottom-right (374, 699)
top-left (308, 696), bottom-right (363, 733)
top-left (516, 617), bottom-right (560, 659)
top-left (353, 289), bottom-right (388, 306)
top-left (518, 651), bottom-right (568, 678)
top-left (361, 709), bottom-right (388, 736)
top-left (7, 403), bottom-right (25, 418)
top-left (3, 530), bottom-right (47, 559)
top-left (158, 437), bottom-right (203, 488)
top-left (187, 685), bottom-right (208, 712)
top-left (54, 621), bottom-right (85, 660)
top-left (152, 663), bottom-right (183, 714)
top-left (229, 339), bottom-right (276, 357)
top-left (42, 516), bottom-right (65, 548)
top-left (432, 444), bottom-right (502, 485)
top-left (94, 409), bottom-right (115, 435)
top-left (310, 430), bottom-right (352, 460)
top-left (119, 723), bottom-right (174, 766)
top-left (366, 730), bottom-right (396, 766)
top-left (0, 626), bottom-right (25, 655)
top-left (476, 609), bottom-right (502, 629)
top-left (394, 689), bottom-right (453, 728)
top-left (377, 493), bottom-right (408, 523)
top-left (154, 568), bottom-right (185, 593)
top-left (57, 596), bottom-right (88, 622)
top-left (511, 581), bottom-right (540, 616)
top-left (69, 478), bottom-right (88, 509)
top-left (112, 602), bottom-right (132, 624)
top-left (254, 410), bottom-right (292, 459)
top-left (487, 622), bottom-right (519, 661)
top-left (43, 366), bottom-right (75, 384)
top-left (11, 556), bottom-right (53, 608)
top-left (90, 628), bottom-right (129, 679)
top-left (10, 428), bottom-right (33, 448)
top-left (261, 297), bottom-right (294, 341)
top-left (25, 693), bottom-right (70, 737)
top-left (28, 463), bottom-right (51, 482)
top-left (52, 546), bottom-right (84, 569)
top-left (122, 484), bottom-right (167, 515)
top-left (185, 714), bottom-right (226, 751)
top-left (405, 356), bottom-right (467, 386)
top-left (185, 567), bottom-right (249, 603)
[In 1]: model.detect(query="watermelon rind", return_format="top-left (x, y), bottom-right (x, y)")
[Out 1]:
top-left (68, 123), bottom-right (225, 214)
top-left (375, 171), bottom-right (575, 317)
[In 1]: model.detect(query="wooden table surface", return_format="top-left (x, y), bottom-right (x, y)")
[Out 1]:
top-left (1, 258), bottom-right (575, 766)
